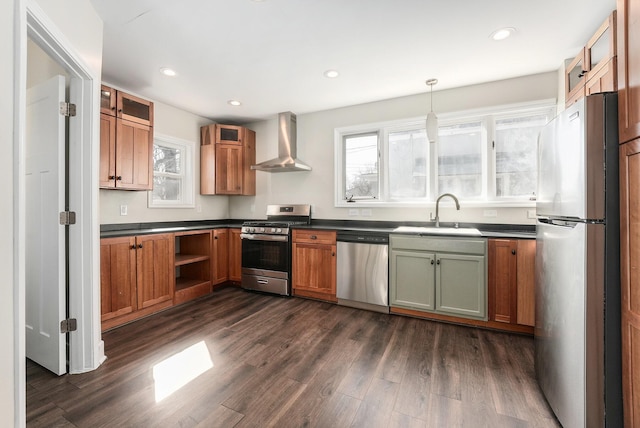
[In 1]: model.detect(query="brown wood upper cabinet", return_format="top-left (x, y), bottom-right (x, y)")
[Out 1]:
top-left (291, 229), bottom-right (337, 303)
top-left (565, 11), bottom-right (617, 108)
top-left (100, 85), bottom-right (153, 126)
top-left (488, 238), bottom-right (536, 328)
top-left (200, 124), bottom-right (256, 195)
top-left (100, 84), bottom-right (154, 190)
top-left (618, 0), bottom-right (640, 143)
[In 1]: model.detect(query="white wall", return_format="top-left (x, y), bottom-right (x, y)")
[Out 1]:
top-left (230, 72), bottom-right (558, 225)
top-left (99, 98), bottom-right (230, 224)
top-left (2, 1), bottom-right (16, 423)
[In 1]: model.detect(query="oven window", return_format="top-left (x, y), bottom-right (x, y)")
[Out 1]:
top-left (242, 239), bottom-right (290, 273)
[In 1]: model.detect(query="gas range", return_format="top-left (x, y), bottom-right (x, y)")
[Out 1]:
top-left (240, 204), bottom-right (311, 296)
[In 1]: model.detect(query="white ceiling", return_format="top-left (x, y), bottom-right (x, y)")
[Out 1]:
top-left (90, 0), bottom-right (616, 124)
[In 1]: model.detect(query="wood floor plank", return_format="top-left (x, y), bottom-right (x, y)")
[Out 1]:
top-left (337, 313), bottom-right (398, 399)
top-left (392, 319), bottom-right (439, 420)
top-left (349, 377), bottom-right (400, 427)
top-left (430, 322), bottom-right (462, 401)
top-left (26, 287), bottom-right (561, 428)
top-left (374, 316), bottom-right (418, 383)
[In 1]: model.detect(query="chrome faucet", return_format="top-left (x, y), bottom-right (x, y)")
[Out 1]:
top-left (433, 193), bottom-right (460, 227)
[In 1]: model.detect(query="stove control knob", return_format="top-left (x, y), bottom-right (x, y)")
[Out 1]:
top-left (258, 227), bottom-right (264, 233)
top-left (270, 228), bottom-right (276, 234)
top-left (276, 228), bottom-right (282, 233)
top-left (248, 227), bottom-right (254, 233)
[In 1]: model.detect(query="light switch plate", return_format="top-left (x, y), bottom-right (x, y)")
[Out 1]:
top-left (348, 208), bottom-right (359, 216)
top-left (361, 209), bottom-right (373, 217)
top-left (120, 205), bottom-right (127, 216)
top-left (527, 209), bottom-right (536, 219)
top-left (483, 209), bottom-right (497, 217)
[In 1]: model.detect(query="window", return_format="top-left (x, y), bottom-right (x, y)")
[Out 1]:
top-left (335, 101), bottom-right (555, 206)
top-left (344, 133), bottom-right (379, 200)
top-left (437, 121), bottom-right (485, 199)
top-left (148, 134), bottom-right (195, 208)
top-left (388, 128), bottom-right (428, 199)
top-left (494, 113), bottom-right (549, 199)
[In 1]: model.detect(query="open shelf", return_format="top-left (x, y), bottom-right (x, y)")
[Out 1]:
top-left (174, 231), bottom-right (212, 304)
top-left (175, 254), bottom-right (210, 266)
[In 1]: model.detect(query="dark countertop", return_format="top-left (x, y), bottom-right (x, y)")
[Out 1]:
top-left (100, 220), bottom-right (244, 238)
top-left (101, 219), bottom-right (535, 239)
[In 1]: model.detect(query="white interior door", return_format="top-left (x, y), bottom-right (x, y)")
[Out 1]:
top-left (25, 75), bottom-right (67, 375)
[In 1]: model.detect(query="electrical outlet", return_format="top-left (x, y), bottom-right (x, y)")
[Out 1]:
top-left (196, 205), bottom-right (202, 213)
top-left (361, 209), bottom-right (373, 217)
top-left (120, 205), bottom-right (128, 216)
top-left (348, 208), bottom-right (359, 216)
top-left (527, 209), bottom-right (536, 219)
top-left (483, 209), bottom-right (497, 217)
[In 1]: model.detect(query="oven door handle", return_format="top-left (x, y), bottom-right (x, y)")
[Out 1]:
top-left (240, 233), bottom-right (289, 242)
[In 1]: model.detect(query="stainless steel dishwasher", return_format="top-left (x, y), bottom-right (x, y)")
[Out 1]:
top-left (336, 230), bottom-right (389, 313)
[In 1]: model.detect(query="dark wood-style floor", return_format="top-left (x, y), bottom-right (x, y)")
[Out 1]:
top-left (27, 286), bottom-right (560, 427)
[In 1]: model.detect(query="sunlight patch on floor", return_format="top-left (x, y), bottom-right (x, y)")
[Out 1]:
top-left (153, 340), bottom-right (213, 402)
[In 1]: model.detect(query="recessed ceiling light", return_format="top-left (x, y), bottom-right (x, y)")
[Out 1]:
top-left (160, 67), bottom-right (177, 77)
top-left (490, 27), bottom-right (516, 41)
top-left (324, 69), bottom-right (340, 78)
top-left (228, 100), bottom-right (242, 106)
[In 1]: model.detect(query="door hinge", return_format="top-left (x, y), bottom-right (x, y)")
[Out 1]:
top-left (59, 102), bottom-right (76, 117)
top-left (60, 318), bottom-right (77, 333)
top-left (59, 211), bottom-right (77, 225)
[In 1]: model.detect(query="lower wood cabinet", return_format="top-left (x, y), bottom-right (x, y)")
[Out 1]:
top-left (228, 228), bottom-right (242, 282)
top-left (620, 138), bottom-right (640, 426)
top-left (212, 228), bottom-right (229, 285)
top-left (100, 236), bottom-right (137, 321)
top-left (488, 238), bottom-right (536, 332)
top-left (100, 233), bottom-right (174, 330)
top-left (292, 229), bottom-right (337, 302)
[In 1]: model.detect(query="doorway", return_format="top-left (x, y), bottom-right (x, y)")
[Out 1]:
top-left (15, 5), bottom-right (105, 425)
top-left (25, 39), bottom-right (70, 375)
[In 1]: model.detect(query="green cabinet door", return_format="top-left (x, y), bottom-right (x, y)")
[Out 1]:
top-left (390, 249), bottom-right (435, 311)
top-left (435, 253), bottom-right (486, 320)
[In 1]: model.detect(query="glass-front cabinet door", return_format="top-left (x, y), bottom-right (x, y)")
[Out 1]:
top-left (100, 85), bottom-right (116, 116)
top-left (117, 91), bottom-right (153, 126)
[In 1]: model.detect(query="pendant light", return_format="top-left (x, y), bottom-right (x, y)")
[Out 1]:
top-left (425, 78), bottom-right (438, 143)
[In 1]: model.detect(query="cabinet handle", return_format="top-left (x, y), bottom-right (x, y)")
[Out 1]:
top-left (511, 249), bottom-right (516, 255)
top-left (130, 245), bottom-right (136, 250)
top-left (436, 259), bottom-right (440, 265)
top-left (109, 175), bottom-right (116, 180)
top-left (431, 259), bottom-right (435, 265)
top-left (138, 244), bottom-right (143, 249)
top-left (310, 235), bottom-right (317, 240)
top-left (214, 236), bottom-right (218, 240)
top-left (116, 176), bottom-right (122, 181)
top-left (578, 70), bottom-right (586, 78)
top-left (332, 252), bottom-right (335, 256)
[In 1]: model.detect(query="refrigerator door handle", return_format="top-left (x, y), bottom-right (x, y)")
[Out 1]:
top-left (538, 217), bottom-right (581, 228)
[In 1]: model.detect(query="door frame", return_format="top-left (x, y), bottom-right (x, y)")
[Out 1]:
top-left (14, 0), bottom-right (104, 424)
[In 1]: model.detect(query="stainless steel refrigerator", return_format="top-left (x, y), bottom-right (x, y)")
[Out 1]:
top-left (535, 92), bottom-right (622, 428)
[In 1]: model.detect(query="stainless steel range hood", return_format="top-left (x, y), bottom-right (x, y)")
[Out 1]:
top-left (251, 111), bottom-right (312, 172)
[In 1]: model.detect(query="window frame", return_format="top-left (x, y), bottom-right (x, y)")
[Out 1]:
top-left (334, 99), bottom-right (556, 208)
top-left (147, 133), bottom-right (195, 209)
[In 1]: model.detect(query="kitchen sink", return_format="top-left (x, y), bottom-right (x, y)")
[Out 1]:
top-left (392, 226), bottom-right (482, 236)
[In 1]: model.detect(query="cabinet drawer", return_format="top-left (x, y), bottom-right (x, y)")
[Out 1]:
top-left (293, 229), bottom-right (336, 245)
